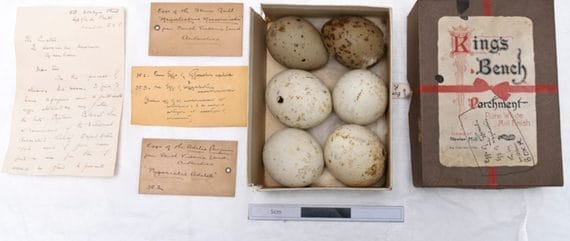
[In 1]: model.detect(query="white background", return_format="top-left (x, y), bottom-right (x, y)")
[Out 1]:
top-left (0, 0), bottom-right (568, 240)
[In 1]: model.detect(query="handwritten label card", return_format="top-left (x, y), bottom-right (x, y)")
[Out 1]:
top-left (457, 108), bottom-right (536, 167)
top-left (149, 3), bottom-right (243, 56)
top-left (139, 139), bottom-right (237, 196)
top-left (131, 66), bottom-right (248, 127)
top-left (3, 7), bottom-right (125, 176)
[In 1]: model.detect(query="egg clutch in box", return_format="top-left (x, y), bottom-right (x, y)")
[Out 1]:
top-left (248, 5), bottom-right (392, 190)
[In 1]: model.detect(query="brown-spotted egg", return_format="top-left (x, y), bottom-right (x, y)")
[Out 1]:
top-left (322, 16), bottom-right (385, 69)
top-left (267, 16), bottom-right (329, 70)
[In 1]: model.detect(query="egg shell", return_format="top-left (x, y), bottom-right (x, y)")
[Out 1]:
top-left (263, 128), bottom-right (324, 187)
top-left (266, 16), bottom-right (329, 70)
top-left (311, 168), bottom-right (346, 187)
top-left (266, 69), bottom-right (332, 129)
top-left (308, 114), bottom-right (344, 146)
top-left (333, 69), bottom-right (388, 125)
top-left (322, 16), bottom-right (385, 69)
top-left (367, 116), bottom-right (389, 145)
top-left (324, 124), bottom-right (386, 187)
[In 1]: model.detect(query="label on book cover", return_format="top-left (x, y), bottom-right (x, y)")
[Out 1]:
top-left (437, 16), bottom-right (537, 167)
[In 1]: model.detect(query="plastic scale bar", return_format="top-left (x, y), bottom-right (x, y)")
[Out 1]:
top-left (248, 204), bottom-right (404, 222)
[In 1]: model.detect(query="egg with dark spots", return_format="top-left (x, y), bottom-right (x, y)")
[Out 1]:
top-left (321, 16), bottom-right (385, 69)
top-left (263, 128), bottom-right (324, 187)
top-left (324, 124), bottom-right (386, 187)
top-left (333, 70), bottom-right (388, 125)
top-left (266, 69), bottom-right (332, 129)
top-left (266, 16), bottom-right (328, 70)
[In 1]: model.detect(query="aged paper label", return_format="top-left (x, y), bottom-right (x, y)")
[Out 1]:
top-left (139, 139), bottom-right (237, 196)
top-left (149, 2), bottom-right (243, 56)
top-left (437, 17), bottom-right (536, 167)
top-left (131, 66), bottom-right (248, 127)
top-left (3, 7), bottom-right (125, 176)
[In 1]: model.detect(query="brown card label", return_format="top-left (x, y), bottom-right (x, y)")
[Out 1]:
top-left (149, 2), bottom-right (243, 56)
top-left (437, 17), bottom-right (537, 167)
top-left (131, 66), bottom-right (248, 127)
top-left (139, 139), bottom-right (237, 196)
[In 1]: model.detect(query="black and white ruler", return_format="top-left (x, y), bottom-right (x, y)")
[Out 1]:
top-left (248, 204), bottom-right (404, 222)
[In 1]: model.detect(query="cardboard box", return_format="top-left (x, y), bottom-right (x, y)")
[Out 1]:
top-left (408, 0), bottom-right (563, 188)
top-left (248, 4), bottom-right (393, 190)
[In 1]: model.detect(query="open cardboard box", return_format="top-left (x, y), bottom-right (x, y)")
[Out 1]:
top-left (247, 4), bottom-right (393, 191)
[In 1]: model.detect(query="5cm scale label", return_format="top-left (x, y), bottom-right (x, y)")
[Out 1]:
top-left (248, 204), bottom-right (404, 222)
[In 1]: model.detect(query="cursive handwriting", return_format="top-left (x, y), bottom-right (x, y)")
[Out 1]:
top-left (143, 141), bottom-right (235, 168)
top-left (149, 3), bottom-right (243, 56)
top-left (459, 109), bottom-right (535, 166)
top-left (4, 7), bottom-right (124, 176)
top-left (139, 139), bottom-right (237, 195)
top-left (131, 66), bottom-right (247, 127)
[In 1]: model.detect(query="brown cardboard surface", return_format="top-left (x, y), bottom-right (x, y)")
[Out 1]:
top-left (408, 0), bottom-right (563, 188)
top-left (131, 66), bottom-right (248, 127)
top-left (407, 2), bottom-right (422, 187)
top-left (139, 138), bottom-right (237, 196)
top-left (247, 5), bottom-right (393, 191)
top-left (247, 9), bottom-right (266, 186)
top-left (149, 2), bottom-right (243, 56)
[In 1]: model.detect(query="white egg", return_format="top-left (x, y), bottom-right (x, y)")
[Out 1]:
top-left (311, 168), bottom-right (346, 187)
top-left (266, 69), bottom-right (332, 129)
top-left (263, 128), bottom-right (324, 187)
top-left (324, 124), bottom-right (386, 187)
top-left (333, 70), bottom-right (388, 125)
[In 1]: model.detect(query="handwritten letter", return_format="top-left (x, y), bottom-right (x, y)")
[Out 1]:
top-left (131, 66), bottom-right (248, 127)
top-left (139, 139), bottom-right (237, 196)
top-left (3, 7), bottom-right (125, 176)
top-left (149, 2), bottom-right (243, 56)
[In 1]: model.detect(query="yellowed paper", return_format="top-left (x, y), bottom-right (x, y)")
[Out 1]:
top-left (437, 17), bottom-right (536, 167)
top-left (139, 139), bottom-right (237, 196)
top-left (149, 2), bottom-right (243, 56)
top-left (3, 7), bottom-right (125, 176)
top-left (131, 66), bottom-right (248, 127)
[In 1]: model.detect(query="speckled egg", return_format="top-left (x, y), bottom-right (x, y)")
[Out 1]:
top-left (266, 69), bottom-right (332, 129)
top-left (263, 128), bottom-right (324, 187)
top-left (322, 16), bottom-right (385, 69)
top-left (324, 124), bottom-right (386, 187)
top-left (266, 16), bottom-right (329, 70)
top-left (333, 69), bottom-right (388, 125)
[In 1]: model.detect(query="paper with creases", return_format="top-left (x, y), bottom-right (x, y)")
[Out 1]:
top-left (139, 138), bottom-right (237, 196)
top-left (131, 66), bottom-right (248, 127)
top-left (149, 2), bottom-right (243, 56)
top-left (3, 7), bottom-right (125, 176)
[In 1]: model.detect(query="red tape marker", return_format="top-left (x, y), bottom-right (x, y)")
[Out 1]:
top-left (420, 78), bottom-right (558, 101)
top-left (483, 0), bottom-right (493, 16)
top-left (487, 166), bottom-right (498, 187)
top-left (484, 0), bottom-right (494, 187)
